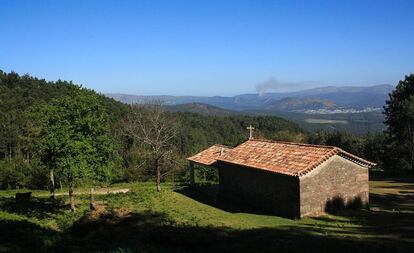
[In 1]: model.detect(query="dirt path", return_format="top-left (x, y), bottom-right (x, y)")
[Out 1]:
top-left (41, 188), bottom-right (130, 197)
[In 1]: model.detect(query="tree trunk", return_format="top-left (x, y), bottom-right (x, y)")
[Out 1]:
top-left (155, 159), bottom-right (161, 192)
top-left (50, 169), bottom-right (55, 200)
top-left (68, 172), bottom-right (76, 213)
top-left (90, 188), bottom-right (95, 210)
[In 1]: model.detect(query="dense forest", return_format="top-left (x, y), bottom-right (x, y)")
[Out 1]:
top-left (0, 70), bottom-right (412, 192)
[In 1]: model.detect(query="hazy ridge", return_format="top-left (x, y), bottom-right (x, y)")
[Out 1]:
top-left (107, 84), bottom-right (393, 113)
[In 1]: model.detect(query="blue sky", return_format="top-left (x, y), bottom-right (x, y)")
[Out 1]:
top-left (0, 0), bottom-right (413, 96)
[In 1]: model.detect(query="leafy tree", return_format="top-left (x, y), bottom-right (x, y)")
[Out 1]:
top-left (384, 74), bottom-right (414, 176)
top-left (363, 133), bottom-right (387, 169)
top-left (0, 70), bottom-right (126, 161)
top-left (38, 88), bottom-right (121, 212)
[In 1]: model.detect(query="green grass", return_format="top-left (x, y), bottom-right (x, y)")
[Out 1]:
top-left (0, 180), bottom-right (413, 253)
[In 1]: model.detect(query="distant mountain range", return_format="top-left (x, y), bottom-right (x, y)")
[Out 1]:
top-left (107, 84), bottom-right (393, 114)
top-left (165, 103), bottom-right (235, 116)
top-left (106, 84), bottom-right (394, 134)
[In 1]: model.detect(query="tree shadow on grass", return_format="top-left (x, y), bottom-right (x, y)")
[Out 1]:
top-left (312, 208), bottom-right (414, 247)
top-left (313, 191), bottom-right (414, 248)
top-left (0, 196), bottom-right (67, 219)
top-left (0, 218), bottom-right (58, 253)
top-left (2, 184), bottom-right (413, 253)
top-left (370, 192), bottom-right (414, 212)
top-left (1, 206), bottom-right (412, 253)
top-left (60, 209), bottom-right (412, 253)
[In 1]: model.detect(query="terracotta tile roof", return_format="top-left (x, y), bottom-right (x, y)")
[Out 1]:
top-left (187, 144), bottom-right (232, 166)
top-left (187, 139), bottom-right (376, 177)
top-left (217, 139), bottom-right (375, 177)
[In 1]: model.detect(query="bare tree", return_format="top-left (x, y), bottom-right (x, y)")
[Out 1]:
top-left (122, 101), bottom-right (177, 192)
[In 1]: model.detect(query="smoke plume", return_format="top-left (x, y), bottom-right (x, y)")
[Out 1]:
top-left (255, 77), bottom-right (316, 95)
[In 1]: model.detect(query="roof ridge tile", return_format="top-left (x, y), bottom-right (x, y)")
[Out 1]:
top-left (249, 138), bottom-right (337, 149)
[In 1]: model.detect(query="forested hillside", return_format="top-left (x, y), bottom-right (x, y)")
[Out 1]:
top-left (0, 71), bottom-right (129, 190)
top-left (166, 103), bottom-right (236, 116)
top-left (0, 71), bottom-right (304, 190)
top-left (0, 71), bottom-right (127, 159)
top-left (166, 103), bottom-right (385, 134)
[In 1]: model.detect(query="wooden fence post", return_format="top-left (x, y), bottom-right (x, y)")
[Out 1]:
top-left (90, 188), bottom-right (95, 210)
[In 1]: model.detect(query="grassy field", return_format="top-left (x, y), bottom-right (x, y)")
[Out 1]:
top-left (0, 179), bottom-right (413, 253)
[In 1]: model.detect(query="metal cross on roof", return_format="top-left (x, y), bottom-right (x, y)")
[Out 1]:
top-left (247, 125), bottom-right (255, 140)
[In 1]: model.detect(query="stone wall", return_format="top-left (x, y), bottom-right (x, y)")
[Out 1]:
top-left (299, 155), bottom-right (369, 217)
top-left (218, 161), bottom-right (300, 218)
